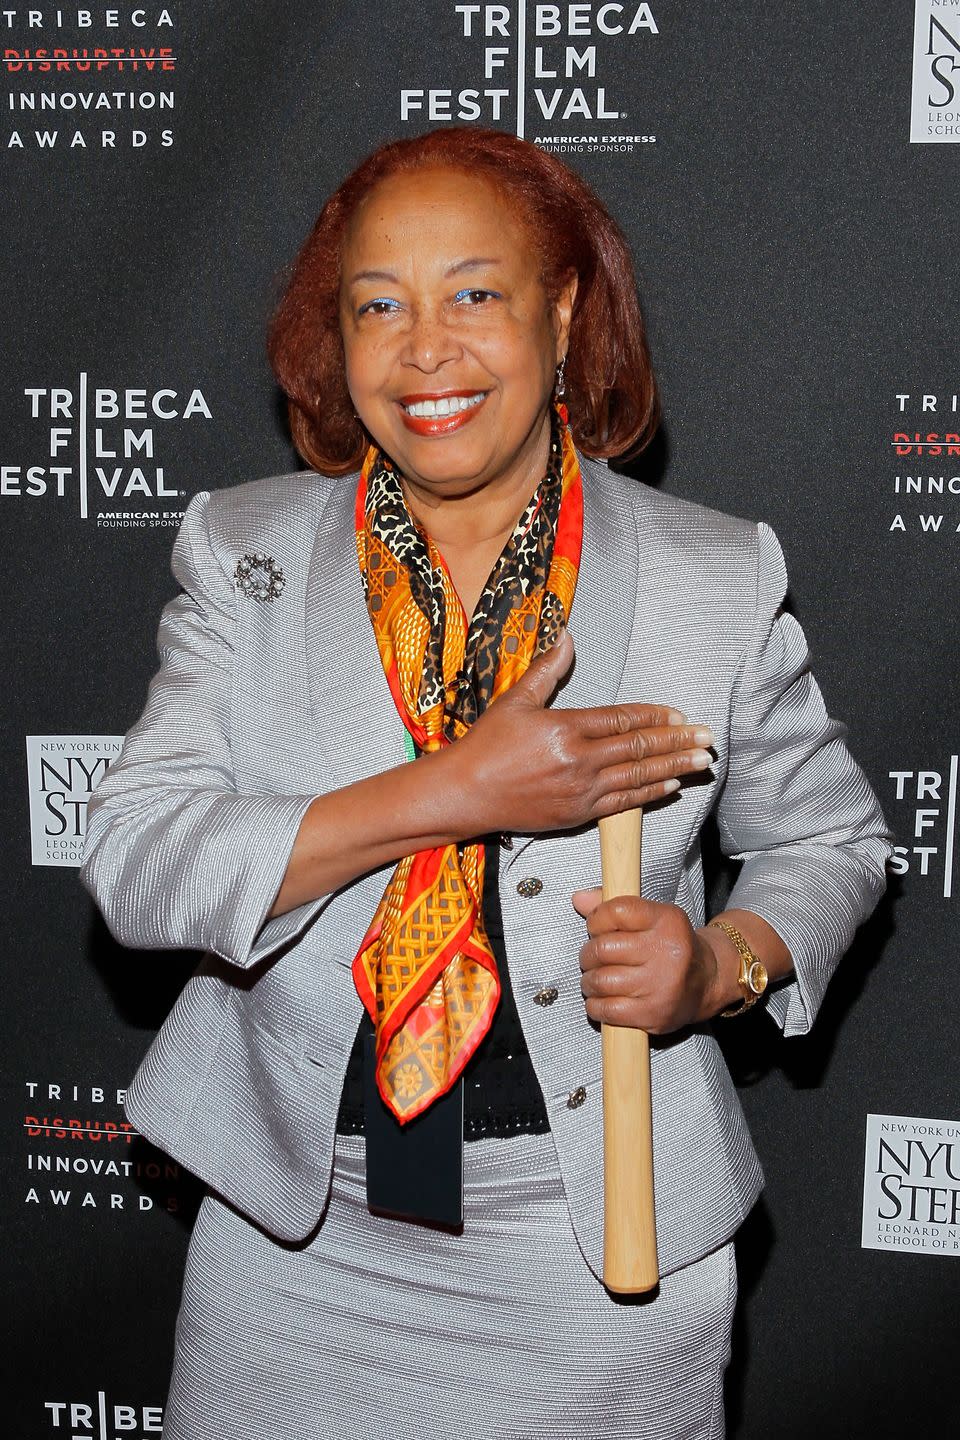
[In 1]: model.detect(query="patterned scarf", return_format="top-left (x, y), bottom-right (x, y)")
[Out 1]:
top-left (353, 408), bottom-right (583, 1124)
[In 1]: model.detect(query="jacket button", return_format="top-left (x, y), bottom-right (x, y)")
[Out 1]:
top-left (566, 1086), bottom-right (587, 1109)
top-left (500, 833), bottom-right (514, 849)
top-left (516, 877), bottom-right (543, 898)
top-left (533, 986), bottom-right (559, 1007)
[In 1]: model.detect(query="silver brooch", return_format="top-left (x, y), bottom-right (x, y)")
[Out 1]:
top-left (235, 552), bottom-right (285, 602)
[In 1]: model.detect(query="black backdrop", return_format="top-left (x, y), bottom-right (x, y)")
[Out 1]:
top-left (4, 3), bottom-right (959, 1435)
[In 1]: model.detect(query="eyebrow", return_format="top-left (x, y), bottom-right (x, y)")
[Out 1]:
top-left (346, 257), bottom-right (502, 286)
top-left (447, 256), bottom-right (501, 276)
top-left (347, 269), bottom-right (399, 286)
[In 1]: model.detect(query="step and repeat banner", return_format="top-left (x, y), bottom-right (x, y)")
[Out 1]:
top-left (3, 2), bottom-right (957, 1435)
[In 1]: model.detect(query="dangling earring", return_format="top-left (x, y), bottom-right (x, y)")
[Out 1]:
top-left (555, 356), bottom-right (567, 398)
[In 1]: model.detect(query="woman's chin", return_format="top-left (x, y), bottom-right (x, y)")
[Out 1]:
top-left (382, 433), bottom-right (496, 491)
top-left (377, 413), bottom-right (549, 496)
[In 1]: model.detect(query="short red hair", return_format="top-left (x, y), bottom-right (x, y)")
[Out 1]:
top-left (268, 128), bottom-right (659, 475)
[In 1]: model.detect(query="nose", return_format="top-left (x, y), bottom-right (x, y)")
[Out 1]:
top-left (401, 305), bottom-right (462, 374)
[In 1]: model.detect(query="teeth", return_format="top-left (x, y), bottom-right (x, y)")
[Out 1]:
top-left (404, 393), bottom-right (486, 418)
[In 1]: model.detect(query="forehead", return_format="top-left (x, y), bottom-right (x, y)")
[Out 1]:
top-left (342, 166), bottom-right (534, 273)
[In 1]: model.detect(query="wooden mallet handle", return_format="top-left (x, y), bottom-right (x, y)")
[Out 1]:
top-left (598, 808), bottom-right (660, 1293)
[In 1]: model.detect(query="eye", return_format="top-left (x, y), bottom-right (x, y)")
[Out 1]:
top-left (357, 297), bottom-right (402, 317)
top-left (453, 288), bottom-right (502, 306)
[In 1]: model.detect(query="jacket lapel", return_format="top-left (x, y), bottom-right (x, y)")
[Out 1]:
top-left (304, 474), bottom-right (407, 788)
top-left (498, 455), bottom-right (640, 911)
top-left (557, 453), bottom-right (640, 712)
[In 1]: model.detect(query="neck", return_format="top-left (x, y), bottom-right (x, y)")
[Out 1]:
top-left (396, 410), bottom-right (552, 548)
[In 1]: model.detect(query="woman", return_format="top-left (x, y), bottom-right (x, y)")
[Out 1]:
top-left (81, 128), bottom-right (890, 1439)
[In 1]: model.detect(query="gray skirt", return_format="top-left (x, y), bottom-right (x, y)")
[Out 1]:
top-left (163, 1129), bottom-right (736, 1440)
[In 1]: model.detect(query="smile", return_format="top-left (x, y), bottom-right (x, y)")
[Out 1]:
top-left (401, 392), bottom-right (487, 418)
top-left (397, 390), bottom-right (489, 436)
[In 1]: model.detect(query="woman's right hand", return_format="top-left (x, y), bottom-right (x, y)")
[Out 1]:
top-left (271, 630), bottom-right (714, 916)
top-left (454, 629), bottom-right (714, 836)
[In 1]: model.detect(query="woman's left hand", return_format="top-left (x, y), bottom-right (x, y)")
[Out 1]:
top-left (571, 889), bottom-right (721, 1034)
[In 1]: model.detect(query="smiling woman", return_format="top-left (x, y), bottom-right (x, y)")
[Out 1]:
top-left (268, 126), bottom-right (658, 476)
top-left (339, 166), bottom-right (579, 616)
top-left (80, 126), bottom-right (890, 1440)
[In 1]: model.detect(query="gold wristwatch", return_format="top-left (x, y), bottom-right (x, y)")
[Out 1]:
top-left (709, 920), bottom-right (769, 1016)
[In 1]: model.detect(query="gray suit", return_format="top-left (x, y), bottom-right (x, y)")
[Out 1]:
top-left (80, 454), bottom-right (890, 1282)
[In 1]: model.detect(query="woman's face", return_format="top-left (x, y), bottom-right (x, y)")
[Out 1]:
top-left (339, 166), bottom-right (576, 504)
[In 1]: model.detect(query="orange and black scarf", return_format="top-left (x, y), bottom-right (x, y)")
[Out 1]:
top-left (353, 408), bottom-right (583, 1123)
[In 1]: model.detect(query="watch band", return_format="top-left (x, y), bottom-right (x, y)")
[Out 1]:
top-left (709, 919), bottom-right (769, 1017)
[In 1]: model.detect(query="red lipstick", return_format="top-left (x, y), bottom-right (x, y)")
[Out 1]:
top-left (396, 389), bottom-right (489, 438)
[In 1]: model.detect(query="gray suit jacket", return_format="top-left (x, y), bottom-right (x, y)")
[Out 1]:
top-left (80, 454), bottom-right (890, 1280)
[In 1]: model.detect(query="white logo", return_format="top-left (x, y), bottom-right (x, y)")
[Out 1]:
top-left (3, 4), bottom-right (178, 154)
top-left (399, 0), bottom-right (659, 153)
top-left (2, 375), bottom-right (211, 522)
top-left (886, 759), bottom-right (958, 896)
top-left (26, 735), bottom-right (123, 866)
top-left (862, 1113), bottom-right (960, 1255)
top-left (23, 1078), bottom-right (188, 1218)
top-left (43, 1393), bottom-right (163, 1437)
top-left (888, 391), bottom-right (960, 536)
top-left (911, 0), bottom-right (960, 143)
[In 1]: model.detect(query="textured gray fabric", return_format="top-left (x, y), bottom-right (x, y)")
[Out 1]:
top-left (80, 454), bottom-right (891, 1281)
top-left (163, 1130), bottom-right (737, 1440)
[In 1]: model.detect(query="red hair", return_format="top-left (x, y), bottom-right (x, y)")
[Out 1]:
top-left (268, 128), bottom-right (659, 475)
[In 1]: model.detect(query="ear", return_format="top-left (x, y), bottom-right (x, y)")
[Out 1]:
top-left (553, 270), bottom-right (579, 362)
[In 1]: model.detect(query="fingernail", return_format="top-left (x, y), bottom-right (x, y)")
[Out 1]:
top-left (693, 727), bottom-right (715, 747)
top-left (668, 710), bottom-right (687, 724)
top-left (691, 749), bottom-right (713, 768)
top-left (663, 778), bottom-right (681, 793)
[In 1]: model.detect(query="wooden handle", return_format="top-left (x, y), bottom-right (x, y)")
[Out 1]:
top-left (598, 808), bottom-right (660, 1293)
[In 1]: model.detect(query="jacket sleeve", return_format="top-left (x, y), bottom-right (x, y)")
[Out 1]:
top-left (718, 522), bottom-right (892, 1035)
top-left (80, 489), bottom-right (328, 968)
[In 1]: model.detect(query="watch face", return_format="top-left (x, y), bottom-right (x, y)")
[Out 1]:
top-left (747, 960), bottom-right (768, 996)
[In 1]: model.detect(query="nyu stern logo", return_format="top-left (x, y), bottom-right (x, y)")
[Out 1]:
top-left (26, 735), bottom-right (123, 866)
top-left (911, 0), bottom-right (960, 142)
top-left (862, 1113), bottom-right (960, 1256)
